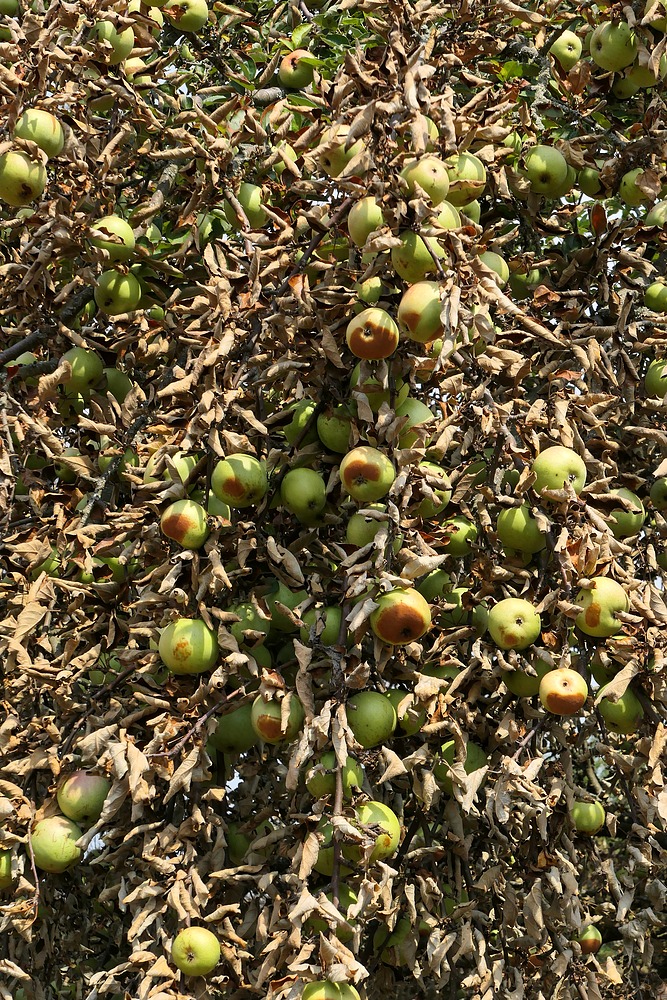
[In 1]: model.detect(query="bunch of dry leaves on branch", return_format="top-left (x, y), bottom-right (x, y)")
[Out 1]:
top-left (0, 0), bottom-right (666, 997)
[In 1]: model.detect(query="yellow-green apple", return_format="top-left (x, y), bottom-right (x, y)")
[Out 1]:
top-left (223, 181), bottom-right (267, 229)
top-left (441, 515), bottom-right (478, 557)
top-left (589, 21), bottom-right (637, 71)
top-left (646, 0), bottom-right (667, 30)
top-left (347, 196), bottom-right (384, 246)
top-left (160, 499), bottom-right (209, 549)
top-left (302, 983), bottom-right (361, 1000)
top-left (163, 0), bottom-right (209, 31)
top-left (342, 800), bottom-right (401, 863)
top-left (645, 280), bottom-right (667, 312)
top-left (305, 883), bottom-right (358, 941)
top-left (415, 461), bottom-right (451, 517)
top-left (283, 398), bottom-right (319, 446)
top-left (496, 503), bottom-right (546, 555)
top-left (356, 276), bottom-right (384, 304)
top-left (397, 280), bottom-right (443, 343)
top-left (386, 689), bottom-right (426, 735)
top-left (90, 214), bottom-right (136, 261)
top-left (349, 363), bottom-right (409, 412)
top-left (250, 694), bottom-right (304, 743)
top-left (339, 446), bottom-right (395, 502)
top-left (210, 702), bottom-right (258, 752)
top-left (94, 269), bottom-right (142, 314)
top-left (488, 597), bottom-right (541, 650)
top-left (548, 164), bottom-right (577, 199)
top-left (478, 250), bottom-right (509, 287)
top-left (444, 152), bottom-right (487, 205)
top-left (225, 822), bottom-right (250, 864)
top-left (417, 568), bottom-right (451, 601)
top-left (317, 405), bottom-right (352, 453)
top-left (280, 468), bottom-right (327, 524)
top-left (460, 199), bottom-right (480, 222)
top-left (345, 503), bottom-right (403, 550)
top-left (370, 587), bottom-right (432, 645)
top-left (0, 150), bottom-right (47, 206)
top-left (612, 73), bottom-right (641, 99)
top-left (103, 367), bottom-right (133, 403)
top-left (606, 487), bottom-right (645, 538)
top-left (317, 124), bottom-right (364, 178)
top-left (523, 145), bottom-right (568, 195)
top-left (99, 445), bottom-right (138, 478)
top-left (228, 601), bottom-right (270, 645)
top-left (14, 108), bottom-right (64, 157)
top-left (550, 30), bottom-right (582, 70)
top-left (650, 477), bottom-right (667, 509)
top-left (32, 816), bottom-right (83, 873)
top-left (433, 739), bottom-right (487, 794)
top-left (61, 346), bottom-right (103, 393)
top-left (158, 617), bottom-right (218, 674)
top-left (531, 445), bottom-right (587, 496)
top-left (577, 925), bottom-right (603, 955)
top-left (0, 850), bottom-right (12, 889)
top-left (395, 396), bottom-right (436, 447)
top-left (305, 750), bottom-right (364, 798)
top-left (434, 587), bottom-right (487, 632)
top-left (436, 201), bottom-right (462, 229)
top-left (619, 168), bottom-right (651, 207)
top-left (57, 772), bottom-right (110, 825)
top-left (391, 230), bottom-right (447, 283)
top-left (54, 447), bottom-right (81, 484)
top-left (597, 684), bottom-right (644, 734)
top-left (300, 606), bottom-right (342, 645)
top-left (575, 576), bottom-right (629, 637)
top-left (144, 450), bottom-right (199, 486)
top-left (278, 48), bottom-right (315, 88)
top-left (400, 155), bottom-right (450, 204)
top-left (211, 453), bottom-right (268, 507)
top-left (626, 55), bottom-right (667, 88)
top-left (509, 267), bottom-right (541, 299)
top-left (539, 667), bottom-right (588, 715)
top-left (94, 19), bottom-right (135, 64)
top-left (646, 200), bottom-right (667, 225)
top-left (645, 358), bottom-right (667, 397)
top-left (171, 926), bottom-right (220, 977)
top-left (346, 307), bottom-right (399, 360)
top-left (313, 817), bottom-right (353, 876)
top-left (578, 166), bottom-right (603, 197)
top-left (502, 657), bottom-right (553, 697)
top-left (265, 580), bottom-right (308, 633)
top-left (569, 798), bottom-right (605, 835)
top-left (346, 690), bottom-right (397, 747)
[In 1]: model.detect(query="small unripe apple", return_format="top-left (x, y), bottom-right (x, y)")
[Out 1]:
top-left (317, 405), bottom-right (352, 453)
top-left (577, 925), bottom-right (603, 955)
top-left (160, 499), bottom-right (209, 549)
top-left (496, 503), bottom-right (546, 555)
top-left (300, 606), bottom-right (342, 646)
top-left (370, 587), bottom-right (432, 645)
top-left (575, 576), bottom-right (629, 638)
top-left (305, 883), bottom-right (358, 941)
top-left (444, 151), bottom-right (487, 205)
top-left (487, 597), bottom-right (541, 650)
top-left (345, 503), bottom-right (403, 550)
top-left (278, 48), bottom-right (315, 89)
top-left (502, 657), bottom-right (553, 697)
top-left (346, 307), bottom-right (399, 360)
top-left (223, 181), bottom-right (267, 229)
top-left (250, 693), bottom-right (304, 743)
top-left (158, 617), bottom-right (218, 674)
top-left (305, 750), bottom-right (364, 798)
top-left (539, 667), bottom-right (588, 716)
top-left (14, 108), bottom-right (65, 158)
top-left (606, 487), bottom-right (645, 538)
top-left (597, 683), bottom-right (644, 734)
top-left (342, 799), bottom-right (401, 863)
top-left (645, 280), bottom-right (667, 312)
top-left (0, 149), bottom-right (47, 207)
top-left (346, 690), bottom-right (397, 747)
top-left (645, 358), bottom-right (667, 397)
top-left (339, 446), bottom-right (395, 502)
top-left (94, 269), bottom-right (142, 315)
top-left (400, 155), bottom-right (450, 205)
top-left (281, 468), bottom-right (327, 524)
top-left (415, 461), bottom-right (451, 517)
top-left (441, 515), bottom-right (478, 557)
top-left (433, 739), bottom-right (487, 794)
top-left (211, 453), bottom-right (268, 508)
top-left (386, 689), bottom-right (426, 735)
top-left (90, 214), bottom-right (136, 262)
top-left (570, 798), bottom-right (606, 835)
top-left (57, 771), bottom-right (110, 825)
top-left (302, 982), bottom-right (361, 1000)
top-left (32, 816), bottom-right (83, 872)
top-left (531, 445), bottom-right (587, 496)
top-left (0, 849), bottom-right (12, 889)
top-left (61, 346), bottom-right (104, 393)
top-left (171, 926), bottom-right (220, 977)
top-left (210, 702), bottom-right (258, 753)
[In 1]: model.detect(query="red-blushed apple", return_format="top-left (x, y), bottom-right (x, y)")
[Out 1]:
top-left (171, 926), bottom-right (220, 977)
top-left (502, 657), bottom-right (553, 697)
top-left (597, 684), bottom-right (644, 734)
top-left (606, 487), bottom-right (645, 538)
top-left (210, 702), bottom-right (259, 753)
top-left (370, 587), bottom-right (431, 645)
top-left (211, 453), bottom-right (268, 508)
top-left (160, 499), bottom-right (209, 549)
top-left (488, 597), bottom-right (541, 650)
top-left (305, 750), bottom-right (364, 798)
top-left (400, 155), bottom-right (450, 204)
top-left (531, 445), bottom-right (587, 496)
top-left (280, 468), bottom-right (327, 524)
top-left (539, 667), bottom-right (588, 716)
top-left (32, 815), bottom-right (83, 872)
top-left (346, 690), bottom-right (397, 747)
top-left (56, 772), bottom-right (110, 825)
top-left (158, 617), bottom-right (218, 674)
top-left (346, 307), bottom-right (399, 360)
top-left (496, 503), bottom-right (546, 555)
top-left (575, 576), bottom-right (629, 638)
top-left (441, 515), bottom-right (478, 556)
top-left (339, 446), bottom-right (395, 502)
top-left (433, 739), bottom-right (487, 795)
top-left (569, 798), bottom-right (606, 835)
top-left (445, 151), bottom-right (487, 205)
top-left (347, 196), bottom-right (385, 246)
top-left (250, 693), bottom-right (304, 743)
top-left (391, 229), bottom-right (447, 283)
top-left (317, 405), bottom-right (352, 453)
top-left (278, 48), bottom-right (315, 89)
top-left (300, 606), bottom-right (342, 645)
top-left (386, 689), bottom-right (426, 735)
top-left (342, 800), bottom-right (401, 864)
top-left (302, 982), bottom-right (361, 1000)
top-left (577, 925), bottom-right (603, 955)
top-left (397, 281), bottom-right (443, 344)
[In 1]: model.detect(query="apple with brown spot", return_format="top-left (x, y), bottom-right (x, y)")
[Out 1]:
top-left (158, 617), bottom-right (219, 674)
top-left (397, 281), bottom-right (443, 344)
top-left (577, 925), bottom-right (603, 955)
top-left (539, 667), bottom-right (588, 716)
top-left (339, 446), bottom-right (395, 502)
top-left (370, 587), bottom-right (431, 645)
top-left (160, 498), bottom-right (209, 549)
top-left (575, 577), bottom-right (629, 638)
top-left (211, 453), bottom-right (268, 508)
top-left (346, 307), bottom-right (399, 360)
top-left (250, 693), bottom-right (304, 743)
top-left (487, 597), bottom-right (541, 650)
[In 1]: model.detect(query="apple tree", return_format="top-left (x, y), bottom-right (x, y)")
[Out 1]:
top-left (1, 0), bottom-right (667, 998)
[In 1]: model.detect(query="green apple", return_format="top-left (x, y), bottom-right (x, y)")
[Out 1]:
top-left (0, 850), bottom-right (12, 889)
top-left (459, 199), bottom-right (481, 223)
top-left (478, 250), bottom-right (509, 287)
top-left (345, 503), bottom-right (403, 550)
top-left (539, 667), bottom-right (588, 716)
top-left (395, 396), bottom-right (436, 447)
top-left (163, 0), bottom-right (209, 31)
top-left (397, 281), bottom-right (442, 343)
top-left (488, 597), bottom-right (541, 650)
top-left (160, 499), bottom-right (209, 549)
top-left (90, 214), bottom-right (136, 261)
top-left (578, 166), bottom-right (603, 197)
top-left (550, 30), bottom-right (582, 70)
top-left (646, 0), bottom-right (667, 31)
top-left (317, 124), bottom-right (364, 178)
top-left (102, 367), bottom-right (133, 403)
top-left (278, 48), bottom-right (315, 89)
top-left (531, 445), bottom-right (587, 496)
top-left (645, 358), bottom-right (667, 397)
top-left (223, 181), bottom-right (267, 229)
top-left (280, 468), bottom-right (327, 524)
top-left (433, 740), bottom-right (487, 794)
top-left (589, 21), bottom-right (637, 72)
top-left (303, 983), bottom-right (360, 1000)
top-left (283, 398), bottom-right (319, 446)
top-left (650, 477), bottom-right (667, 509)
top-left (94, 269), bottom-right (142, 314)
top-left (444, 151), bottom-right (487, 205)
top-left (346, 307), bottom-right (399, 361)
top-left (509, 268), bottom-right (541, 299)
top-left (569, 798), bottom-right (605, 835)
top-left (496, 503), bottom-right (546, 555)
top-left (347, 196), bottom-right (384, 246)
top-left (211, 454), bottom-right (268, 508)
top-left (370, 587), bottom-right (432, 645)
top-left (619, 168), bottom-right (651, 207)
top-left (144, 449), bottom-right (199, 486)
top-left (305, 750), bottom-right (364, 798)
top-left (300, 606), bottom-right (342, 646)
top-left (32, 816), bottom-right (83, 872)
top-left (355, 276), bottom-right (384, 304)
top-left (597, 683), bottom-right (643, 734)
top-left (210, 702), bottom-right (258, 753)
top-left (386, 689), bottom-right (426, 735)
top-left (349, 363), bottom-right (409, 412)
top-left (158, 617), bottom-right (218, 674)
top-left (441, 515), bottom-right (478, 557)
top-left (57, 771), bottom-right (110, 825)
top-left (339, 446), bottom-right (395, 502)
top-left (577, 925), bottom-right (603, 955)
top-left (523, 145), bottom-right (568, 195)
top-left (400, 155), bottom-right (450, 205)
top-left (61, 346), bottom-right (103, 393)
top-left (548, 164), bottom-right (577, 200)
top-left (502, 657), bottom-right (553, 697)
top-left (0, 150), bottom-right (47, 207)
top-left (171, 926), bottom-right (220, 977)
top-left (646, 200), bottom-right (667, 225)
top-left (606, 487), bottom-right (645, 538)
top-left (94, 19), bottom-right (135, 64)
top-left (575, 577), bottom-right (629, 637)
top-left (346, 690), bottom-right (397, 747)
top-left (317, 405), bottom-right (352, 453)
top-left (436, 201), bottom-right (462, 229)
top-left (14, 108), bottom-right (65, 157)
top-left (228, 601), bottom-right (270, 645)
top-left (342, 800), bottom-right (401, 863)
top-left (306, 883), bottom-right (358, 941)
top-left (265, 580), bottom-right (308, 633)
top-left (645, 280), bottom-right (667, 312)
top-left (391, 230), bottom-right (447, 283)
top-left (250, 693), bottom-right (304, 743)
top-left (417, 568), bottom-right (451, 601)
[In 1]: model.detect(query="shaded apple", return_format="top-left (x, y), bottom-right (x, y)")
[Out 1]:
top-left (502, 657), bottom-right (553, 697)
top-left (433, 739), bottom-right (487, 795)
top-left (90, 214), bottom-right (136, 262)
top-left (441, 515), bottom-right (478, 557)
top-left (210, 702), bottom-right (259, 753)
top-left (386, 689), bottom-right (426, 735)
top-left (317, 405), bottom-right (353, 453)
top-left (606, 487), bottom-right (645, 539)
top-left (496, 503), bottom-right (546, 555)
top-left (280, 468), bottom-right (327, 524)
top-left (300, 606), bottom-right (342, 646)
top-left (597, 684), bottom-right (644, 734)
top-left (305, 750), bottom-right (364, 798)
top-left (445, 151), bottom-right (487, 205)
